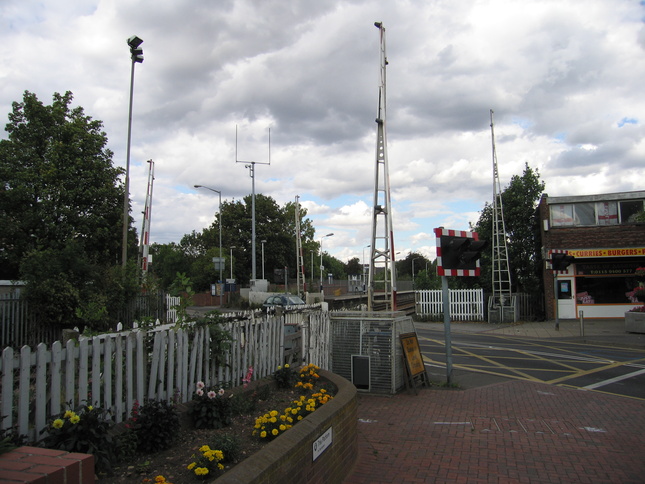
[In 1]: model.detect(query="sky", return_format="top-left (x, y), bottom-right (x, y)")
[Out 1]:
top-left (1, 0), bottom-right (645, 266)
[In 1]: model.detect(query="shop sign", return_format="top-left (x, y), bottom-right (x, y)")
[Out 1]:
top-left (567, 247), bottom-right (645, 258)
top-left (576, 262), bottom-right (638, 276)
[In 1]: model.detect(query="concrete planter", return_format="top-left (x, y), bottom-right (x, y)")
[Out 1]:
top-left (625, 311), bottom-right (645, 334)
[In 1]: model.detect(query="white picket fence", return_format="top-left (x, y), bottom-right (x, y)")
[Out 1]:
top-left (0, 308), bottom-right (330, 442)
top-left (415, 289), bottom-right (485, 321)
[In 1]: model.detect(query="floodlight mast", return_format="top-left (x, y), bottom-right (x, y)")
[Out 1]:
top-left (235, 125), bottom-right (270, 281)
top-left (368, 21), bottom-right (397, 312)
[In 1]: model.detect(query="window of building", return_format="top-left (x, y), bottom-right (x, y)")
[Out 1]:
top-left (575, 203), bottom-right (596, 225)
top-left (620, 200), bottom-right (644, 223)
top-left (596, 201), bottom-right (618, 225)
top-left (551, 204), bottom-right (574, 226)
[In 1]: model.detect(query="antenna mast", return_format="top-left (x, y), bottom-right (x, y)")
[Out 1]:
top-left (139, 159), bottom-right (155, 280)
top-left (236, 125), bottom-right (271, 282)
top-left (489, 110), bottom-right (515, 323)
top-left (295, 195), bottom-right (306, 297)
top-left (368, 22), bottom-right (397, 312)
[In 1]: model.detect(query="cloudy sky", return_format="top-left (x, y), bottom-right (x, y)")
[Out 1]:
top-left (2, 0), bottom-right (645, 265)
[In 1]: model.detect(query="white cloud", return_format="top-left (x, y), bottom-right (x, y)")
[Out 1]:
top-left (2, 0), bottom-right (645, 265)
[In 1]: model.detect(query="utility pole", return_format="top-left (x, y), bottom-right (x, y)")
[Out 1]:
top-left (295, 195), bottom-right (306, 297)
top-left (138, 160), bottom-right (154, 281)
top-left (368, 21), bottom-right (397, 312)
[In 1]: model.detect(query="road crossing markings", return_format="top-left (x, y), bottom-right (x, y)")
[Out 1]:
top-left (546, 357), bottom-right (645, 385)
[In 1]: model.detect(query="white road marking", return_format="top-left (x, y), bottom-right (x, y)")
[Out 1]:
top-left (583, 367), bottom-right (645, 390)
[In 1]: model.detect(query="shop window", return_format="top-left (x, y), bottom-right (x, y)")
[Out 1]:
top-left (574, 203), bottom-right (595, 226)
top-left (576, 275), bottom-right (638, 304)
top-left (596, 201), bottom-right (618, 225)
top-left (619, 200), bottom-right (644, 223)
top-left (550, 204), bottom-right (574, 226)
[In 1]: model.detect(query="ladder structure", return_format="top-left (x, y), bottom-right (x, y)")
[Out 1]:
top-left (139, 159), bottom-right (155, 279)
top-left (294, 195), bottom-right (306, 297)
top-left (368, 22), bottom-right (397, 312)
top-left (488, 110), bottom-right (515, 323)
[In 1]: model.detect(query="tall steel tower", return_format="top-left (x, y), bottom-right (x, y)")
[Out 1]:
top-left (368, 22), bottom-right (397, 312)
top-left (489, 110), bottom-right (515, 323)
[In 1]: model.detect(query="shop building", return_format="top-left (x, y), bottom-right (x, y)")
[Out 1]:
top-left (538, 191), bottom-right (645, 319)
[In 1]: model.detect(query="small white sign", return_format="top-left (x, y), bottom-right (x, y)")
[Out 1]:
top-left (312, 426), bottom-right (333, 461)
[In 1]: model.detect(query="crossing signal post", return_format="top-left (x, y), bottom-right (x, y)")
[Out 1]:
top-left (548, 250), bottom-right (576, 330)
top-left (434, 228), bottom-right (488, 385)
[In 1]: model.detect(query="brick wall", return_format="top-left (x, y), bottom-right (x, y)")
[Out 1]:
top-left (0, 447), bottom-right (94, 484)
top-left (216, 369), bottom-right (358, 484)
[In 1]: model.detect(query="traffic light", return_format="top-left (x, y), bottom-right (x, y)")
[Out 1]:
top-left (440, 236), bottom-right (488, 271)
top-left (551, 253), bottom-right (575, 271)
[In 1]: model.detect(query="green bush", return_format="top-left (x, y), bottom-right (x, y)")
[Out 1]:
top-left (38, 404), bottom-right (117, 475)
top-left (273, 364), bottom-right (297, 389)
top-left (188, 382), bottom-right (232, 430)
top-left (129, 399), bottom-right (179, 453)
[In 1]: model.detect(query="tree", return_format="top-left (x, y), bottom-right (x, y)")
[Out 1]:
top-left (396, 252), bottom-right (429, 280)
top-left (473, 163), bottom-right (546, 295)
top-left (0, 91), bottom-right (136, 329)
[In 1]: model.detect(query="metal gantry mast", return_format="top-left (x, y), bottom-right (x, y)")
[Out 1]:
top-left (368, 22), bottom-right (397, 312)
top-left (489, 110), bottom-right (514, 323)
top-left (139, 159), bottom-right (155, 279)
top-left (295, 195), bottom-right (306, 297)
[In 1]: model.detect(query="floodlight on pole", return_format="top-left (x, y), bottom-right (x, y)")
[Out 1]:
top-left (121, 35), bottom-right (143, 269)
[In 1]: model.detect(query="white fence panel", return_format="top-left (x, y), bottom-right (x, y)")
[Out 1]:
top-left (415, 289), bottom-right (484, 321)
top-left (0, 308), bottom-right (330, 442)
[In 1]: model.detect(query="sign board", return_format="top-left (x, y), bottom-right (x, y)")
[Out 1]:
top-left (313, 426), bottom-right (333, 461)
top-left (400, 332), bottom-right (425, 377)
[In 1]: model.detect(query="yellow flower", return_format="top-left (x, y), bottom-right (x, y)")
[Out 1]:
top-left (155, 476), bottom-right (166, 483)
top-left (269, 410), bottom-right (278, 417)
top-left (285, 364), bottom-right (289, 368)
top-left (87, 405), bottom-right (93, 411)
top-left (218, 463), bottom-right (224, 470)
top-left (69, 415), bottom-right (80, 424)
top-left (260, 431), bottom-right (267, 438)
top-left (279, 424), bottom-right (286, 431)
top-left (272, 429), bottom-right (279, 436)
top-left (199, 445), bottom-right (210, 452)
top-left (63, 410), bottom-right (74, 419)
top-left (214, 450), bottom-right (224, 461)
top-left (52, 419), bottom-right (64, 429)
top-left (194, 467), bottom-right (209, 476)
top-left (187, 462), bottom-right (196, 470)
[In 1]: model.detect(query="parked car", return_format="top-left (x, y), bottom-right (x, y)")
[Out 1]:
top-left (262, 294), bottom-right (305, 310)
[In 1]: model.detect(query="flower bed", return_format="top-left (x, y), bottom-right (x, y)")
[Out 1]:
top-left (215, 369), bottom-right (358, 484)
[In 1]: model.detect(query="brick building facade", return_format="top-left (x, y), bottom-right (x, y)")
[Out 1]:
top-left (538, 191), bottom-right (645, 319)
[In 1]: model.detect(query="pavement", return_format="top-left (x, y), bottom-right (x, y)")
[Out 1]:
top-left (342, 319), bottom-right (645, 483)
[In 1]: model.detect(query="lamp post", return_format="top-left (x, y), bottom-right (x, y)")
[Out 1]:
top-left (261, 239), bottom-right (267, 280)
top-left (310, 250), bottom-right (314, 291)
top-left (320, 233), bottom-right (334, 293)
top-left (363, 244), bottom-right (371, 292)
top-left (121, 35), bottom-right (144, 268)
top-left (194, 185), bottom-right (223, 306)
top-left (412, 257), bottom-right (420, 288)
top-left (230, 246), bottom-right (236, 279)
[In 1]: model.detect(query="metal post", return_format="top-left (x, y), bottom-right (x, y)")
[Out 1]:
top-left (442, 276), bottom-right (453, 385)
top-left (122, 56), bottom-right (137, 268)
top-left (579, 310), bottom-right (584, 337)
top-left (554, 272), bottom-right (560, 330)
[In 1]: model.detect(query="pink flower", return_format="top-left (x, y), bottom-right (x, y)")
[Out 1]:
top-left (196, 381), bottom-right (205, 389)
top-left (196, 389), bottom-right (204, 397)
top-left (207, 391), bottom-right (217, 399)
top-left (218, 388), bottom-right (225, 396)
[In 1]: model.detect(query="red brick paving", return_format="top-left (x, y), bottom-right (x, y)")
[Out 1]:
top-left (343, 381), bottom-right (645, 483)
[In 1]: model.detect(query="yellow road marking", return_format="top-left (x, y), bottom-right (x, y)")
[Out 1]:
top-left (546, 357), bottom-right (645, 385)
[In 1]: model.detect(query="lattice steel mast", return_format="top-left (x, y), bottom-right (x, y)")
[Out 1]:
top-left (489, 110), bottom-right (514, 322)
top-left (138, 159), bottom-right (154, 280)
top-left (368, 22), bottom-right (397, 311)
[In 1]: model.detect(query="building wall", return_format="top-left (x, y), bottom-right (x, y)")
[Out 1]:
top-left (538, 194), bottom-right (645, 319)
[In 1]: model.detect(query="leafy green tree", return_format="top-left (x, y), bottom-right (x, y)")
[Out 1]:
top-left (345, 257), bottom-right (362, 276)
top-left (473, 163), bottom-right (545, 294)
top-left (396, 252), bottom-right (429, 280)
top-left (0, 91), bottom-right (137, 330)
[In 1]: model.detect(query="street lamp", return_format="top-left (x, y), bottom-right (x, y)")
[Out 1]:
top-left (194, 185), bottom-right (223, 306)
top-left (320, 233), bottom-right (334, 293)
top-left (229, 246), bottom-right (236, 279)
top-left (412, 257), bottom-right (420, 288)
top-left (261, 239), bottom-right (267, 280)
top-left (363, 244), bottom-right (371, 292)
top-left (310, 250), bottom-right (314, 290)
top-left (121, 35), bottom-right (144, 268)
